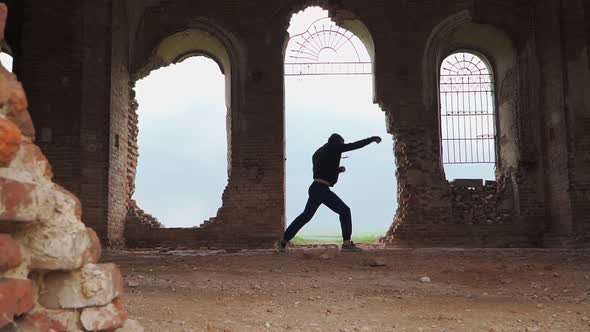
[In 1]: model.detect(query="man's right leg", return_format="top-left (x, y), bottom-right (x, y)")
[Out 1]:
top-left (283, 196), bottom-right (321, 242)
top-left (283, 188), bottom-right (322, 242)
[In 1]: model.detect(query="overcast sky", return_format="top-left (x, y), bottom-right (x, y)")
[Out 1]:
top-left (1, 53), bottom-right (12, 71)
top-left (133, 7), bottom-right (494, 234)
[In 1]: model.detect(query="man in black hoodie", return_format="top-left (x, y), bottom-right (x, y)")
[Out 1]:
top-left (276, 133), bottom-right (382, 252)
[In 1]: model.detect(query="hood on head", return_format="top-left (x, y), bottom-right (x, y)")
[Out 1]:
top-left (328, 133), bottom-right (344, 145)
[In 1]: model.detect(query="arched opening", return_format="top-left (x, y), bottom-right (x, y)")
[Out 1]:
top-left (133, 56), bottom-right (227, 228)
top-left (439, 51), bottom-right (496, 181)
top-left (125, 25), bottom-right (238, 239)
top-left (284, 7), bottom-right (396, 244)
top-left (0, 52), bottom-right (13, 72)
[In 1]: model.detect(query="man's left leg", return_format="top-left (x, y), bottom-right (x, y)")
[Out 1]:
top-left (322, 189), bottom-right (361, 251)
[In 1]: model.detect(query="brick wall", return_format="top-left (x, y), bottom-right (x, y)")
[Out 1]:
top-left (13, 0), bottom-right (590, 248)
top-left (562, 1), bottom-right (590, 239)
top-left (19, 1), bottom-right (84, 197)
top-left (108, 0), bottom-right (131, 247)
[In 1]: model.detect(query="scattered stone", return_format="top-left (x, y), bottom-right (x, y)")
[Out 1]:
top-left (39, 263), bottom-right (123, 309)
top-left (419, 277), bottom-right (431, 283)
top-left (80, 298), bottom-right (127, 331)
top-left (126, 280), bottom-right (140, 288)
top-left (265, 322), bottom-right (271, 328)
top-left (366, 257), bottom-right (387, 267)
top-left (302, 248), bottom-right (339, 260)
top-left (114, 319), bottom-right (144, 332)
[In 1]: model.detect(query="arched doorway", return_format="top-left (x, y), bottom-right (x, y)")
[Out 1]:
top-left (284, 7), bottom-right (396, 244)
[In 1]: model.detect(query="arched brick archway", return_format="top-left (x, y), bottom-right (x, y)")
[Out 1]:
top-left (117, 18), bottom-right (259, 248)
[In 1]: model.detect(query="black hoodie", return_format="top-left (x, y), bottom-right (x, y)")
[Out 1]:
top-left (312, 134), bottom-right (375, 186)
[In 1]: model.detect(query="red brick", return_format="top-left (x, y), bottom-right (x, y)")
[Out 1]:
top-left (0, 119), bottom-right (22, 167)
top-left (0, 234), bottom-right (21, 271)
top-left (0, 177), bottom-right (36, 228)
top-left (0, 278), bottom-right (33, 327)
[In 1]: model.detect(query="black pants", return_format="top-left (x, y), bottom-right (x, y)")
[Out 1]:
top-left (283, 181), bottom-right (352, 242)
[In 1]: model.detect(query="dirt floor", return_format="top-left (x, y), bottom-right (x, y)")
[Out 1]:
top-left (103, 246), bottom-right (590, 332)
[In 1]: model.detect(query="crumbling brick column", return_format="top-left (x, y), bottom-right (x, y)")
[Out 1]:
top-left (0, 5), bottom-right (142, 331)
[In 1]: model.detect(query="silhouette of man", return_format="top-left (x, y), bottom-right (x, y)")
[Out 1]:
top-left (276, 133), bottom-right (382, 252)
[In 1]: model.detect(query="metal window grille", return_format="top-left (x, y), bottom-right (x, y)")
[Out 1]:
top-left (439, 52), bottom-right (496, 164)
top-left (284, 17), bottom-right (372, 76)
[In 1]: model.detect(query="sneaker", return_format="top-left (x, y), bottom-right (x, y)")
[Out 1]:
top-left (341, 241), bottom-right (363, 252)
top-left (275, 239), bottom-right (288, 253)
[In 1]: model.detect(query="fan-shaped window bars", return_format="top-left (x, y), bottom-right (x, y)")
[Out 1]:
top-left (285, 17), bottom-right (371, 76)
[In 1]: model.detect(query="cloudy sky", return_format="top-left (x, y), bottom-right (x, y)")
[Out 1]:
top-left (133, 7), bottom-right (494, 235)
top-left (1, 53), bottom-right (12, 71)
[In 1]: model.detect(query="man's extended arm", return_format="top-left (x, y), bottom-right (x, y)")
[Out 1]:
top-left (338, 136), bottom-right (381, 152)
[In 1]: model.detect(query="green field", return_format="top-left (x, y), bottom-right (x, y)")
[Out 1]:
top-left (291, 231), bottom-right (385, 244)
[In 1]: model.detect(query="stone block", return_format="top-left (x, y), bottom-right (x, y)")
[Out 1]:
top-left (20, 183), bottom-right (92, 270)
top-left (81, 228), bottom-right (102, 265)
top-left (114, 319), bottom-right (144, 332)
top-left (26, 227), bottom-right (91, 271)
top-left (16, 309), bottom-right (80, 332)
top-left (0, 278), bottom-right (33, 328)
top-left (80, 298), bottom-right (127, 331)
top-left (0, 119), bottom-right (22, 167)
top-left (0, 234), bottom-right (21, 271)
top-left (19, 142), bottom-right (52, 179)
top-left (54, 184), bottom-right (82, 219)
top-left (39, 263), bottom-right (123, 309)
top-left (451, 178), bottom-right (484, 188)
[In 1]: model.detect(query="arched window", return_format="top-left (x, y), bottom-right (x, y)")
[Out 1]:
top-left (439, 51), bottom-right (496, 180)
